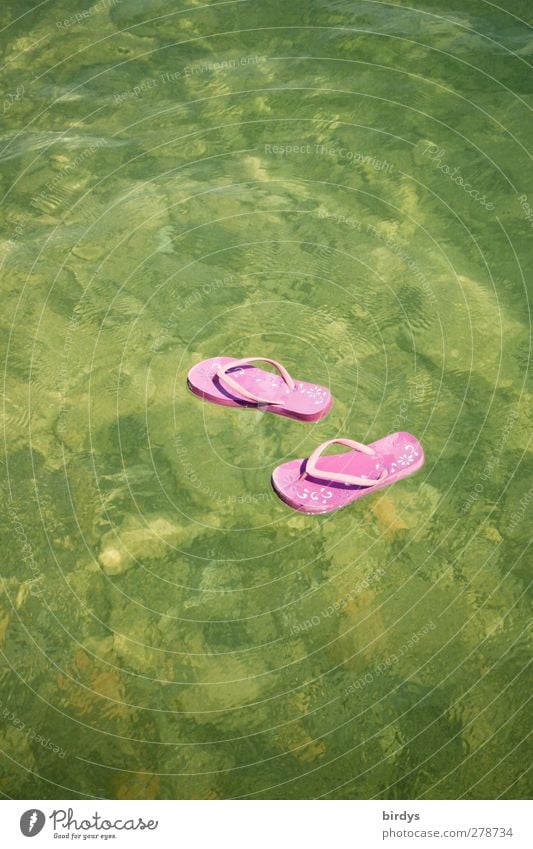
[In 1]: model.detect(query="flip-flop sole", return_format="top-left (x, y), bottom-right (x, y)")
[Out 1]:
top-left (272, 432), bottom-right (425, 513)
top-left (187, 357), bottom-right (333, 422)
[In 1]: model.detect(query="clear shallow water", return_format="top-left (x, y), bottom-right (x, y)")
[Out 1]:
top-left (0, 0), bottom-right (531, 799)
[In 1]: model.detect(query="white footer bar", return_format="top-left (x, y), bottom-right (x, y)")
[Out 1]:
top-left (3, 800), bottom-right (530, 848)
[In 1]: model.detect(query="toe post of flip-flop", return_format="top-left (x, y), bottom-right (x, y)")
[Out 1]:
top-left (187, 356), bottom-right (333, 421)
top-left (271, 432), bottom-right (425, 513)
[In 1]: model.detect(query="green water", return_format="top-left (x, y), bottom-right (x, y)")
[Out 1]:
top-left (1, 0), bottom-right (531, 800)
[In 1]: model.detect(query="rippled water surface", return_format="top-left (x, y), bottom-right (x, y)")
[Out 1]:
top-left (1, 0), bottom-right (531, 799)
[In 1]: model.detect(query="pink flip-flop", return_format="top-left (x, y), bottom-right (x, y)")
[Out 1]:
top-left (187, 356), bottom-right (333, 421)
top-left (272, 432), bottom-right (424, 513)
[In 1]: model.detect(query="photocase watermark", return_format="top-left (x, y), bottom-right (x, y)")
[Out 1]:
top-left (316, 143), bottom-right (394, 173)
top-left (345, 621), bottom-right (436, 696)
top-left (390, 375), bottom-right (432, 432)
top-left (150, 275), bottom-right (234, 353)
top-left (421, 143), bottom-right (495, 211)
top-left (0, 698), bottom-right (66, 759)
top-left (49, 807), bottom-right (158, 833)
top-left (312, 209), bottom-right (436, 307)
top-left (2, 83), bottom-right (24, 114)
top-left (2, 138), bottom-right (105, 264)
top-left (508, 484), bottom-right (533, 532)
top-left (366, 222), bottom-right (437, 305)
top-left (56, 308), bottom-right (82, 434)
top-left (317, 208), bottom-right (364, 232)
top-left (20, 807), bottom-right (159, 836)
top-left (31, 138), bottom-right (107, 214)
top-left (5, 496), bottom-right (43, 592)
top-left (0, 211), bottom-right (31, 264)
top-left (114, 72), bottom-right (177, 104)
top-left (185, 55), bottom-right (265, 76)
top-left (56, 0), bottom-right (121, 30)
top-left (461, 407), bottom-right (519, 512)
top-left (20, 809), bottom-right (46, 837)
top-left (174, 433), bottom-right (272, 504)
top-left (19, 807), bottom-right (159, 837)
top-left (290, 568), bottom-right (386, 636)
top-left (113, 56), bottom-right (266, 104)
top-left (517, 194), bottom-right (533, 229)
top-left (264, 142), bottom-right (394, 173)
